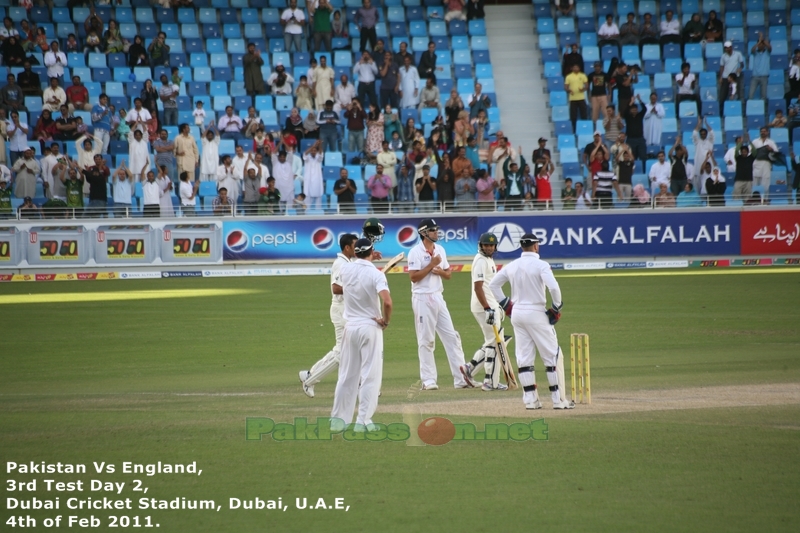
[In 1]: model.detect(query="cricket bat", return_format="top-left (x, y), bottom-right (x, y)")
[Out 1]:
top-left (492, 324), bottom-right (518, 389)
top-left (381, 252), bottom-right (404, 273)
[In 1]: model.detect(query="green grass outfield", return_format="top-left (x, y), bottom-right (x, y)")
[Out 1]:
top-left (2, 268), bottom-right (800, 532)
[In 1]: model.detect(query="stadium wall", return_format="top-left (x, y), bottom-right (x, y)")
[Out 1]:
top-left (1, 208), bottom-right (799, 270)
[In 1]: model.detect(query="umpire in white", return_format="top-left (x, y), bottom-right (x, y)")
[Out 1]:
top-left (488, 233), bottom-right (574, 410)
top-left (331, 238), bottom-right (393, 429)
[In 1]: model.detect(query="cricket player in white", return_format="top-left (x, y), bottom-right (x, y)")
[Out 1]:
top-left (331, 238), bottom-right (393, 428)
top-left (298, 233), bottom-right (358, 397)
top-left (488, 233), bottom-right (574, 410)
top-left (408, 218), bottom-right (475, 390)
top-left (299, 218), bottom-right (387, 397)
top-left (460, 232), bottom-right (509, 391)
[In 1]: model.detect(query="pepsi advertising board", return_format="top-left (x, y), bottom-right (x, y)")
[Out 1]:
top-left (222, 217), bottom-right (478, 261)
top-left (478, 211), bottom-right (741, 259)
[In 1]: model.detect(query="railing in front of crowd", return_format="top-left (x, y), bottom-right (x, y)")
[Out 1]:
top-left (3, 194), bottom-right (798, 220)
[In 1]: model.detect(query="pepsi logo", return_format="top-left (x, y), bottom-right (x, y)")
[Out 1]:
top-left (225, 230), bottom-right (249, 253)
top-left (312, 228), bottom-right (334, 250)
top-left (397, 225), bottom-right (419, 247)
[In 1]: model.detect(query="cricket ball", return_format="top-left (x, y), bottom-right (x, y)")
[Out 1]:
top-left (417, 417), bottom-right (455, 446)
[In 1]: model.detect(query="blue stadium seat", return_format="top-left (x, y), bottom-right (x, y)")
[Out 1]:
top-left (724, 101), bottom-right (743, 116)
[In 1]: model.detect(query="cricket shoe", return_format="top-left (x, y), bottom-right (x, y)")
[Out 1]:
top-left (420, 383), bottom-right (439, 391)
top-left (482, 382), bottom-right (509, 391)
top-left (525, 399), bottom-right (543, 410)
top-left (553, 399), bottom-right (576, 410)
top-left (459, 363), bottom-right (473, 383)
top-left (298, 370), bottom-right (314, 398)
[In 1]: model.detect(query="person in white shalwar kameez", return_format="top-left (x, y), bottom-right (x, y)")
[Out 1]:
top-left (128, 130), bottom-right (150, 180)
top-left (200, 125), bottom-right (220, 182)
top-left (399, 57), bottom-right (420, 109)
top-left (270, 146), bottom-right (295, 214)
top-left (216, 155), bottom-right (241, 200)
top-left (303, 140), bottom-right (324, 210)
top-left (157, 167), bottom-right (175, 217)
top-left (642, 93), bottom-right (665, 147)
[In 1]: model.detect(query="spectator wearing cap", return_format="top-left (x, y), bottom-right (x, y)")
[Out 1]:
top-left (588, 62), bottom-right (608, 124)
top-left (18, 196), bottom-right (41, 219)
top-left (532, 137), bottom-right (551, 164)
top-left (619, 13), bottom-right (639, 46)
top-left (564, 63), bottom-right (588, 132)
top-left (561, 43), bottom-right (583, 78)
top-left (719, 41), bottom-right (744, 113)
top-left (659, 10), bottom-right (681, 53)
top-left (598, 15), bottom-right (620, 55)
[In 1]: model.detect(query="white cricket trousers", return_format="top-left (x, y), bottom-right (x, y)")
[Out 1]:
top-left (331, 323), bottom-right (384, 426)
top-left (511, 308), bottom-right (562, 405)
top-left (412, 292), bottom-right (467, 388)
top-left (306, 303), bottom-right (346, 386)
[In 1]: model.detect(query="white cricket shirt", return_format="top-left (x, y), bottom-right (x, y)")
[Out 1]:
top-left (470, 252), bottom-right (499, 313)
top-left (488, 252), bottom-right (562, 311)
top-left (407, 242), bottom-right (450, 294)
top-left (330, 252), bottom-right (351, 304)
top-left (341, 259), bottom-right (390, 327)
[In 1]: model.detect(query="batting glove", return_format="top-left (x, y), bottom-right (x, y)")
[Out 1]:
top-left (484, 308), bottom-right (495, 325)
top-left (499, 297), bottom-right (514, 317)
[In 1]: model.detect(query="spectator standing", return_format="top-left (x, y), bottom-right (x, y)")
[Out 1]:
top-left (732, 139), bottom-right (756, 201)
top-left (564, 63), bottom-right (588, 132)
top-left (216, 155), bottom-right (239, 199)
top-left (243, 43), bottom-right (267, 96)
top-left (367, 164), bottom-right (392, 213)
top-left (379, 52), bottom-right (400, 109)
top-left (675, 62), bottom-right (700, 117)
top-left (345, 99), bottom-right (367, 153)
top-left (311, 0), bottom-right (334, 53)
top-left (749, 34), bottom-right (771, 101)
top-left (158, 75), bottom-right (179, 127)
top-left (334, 167), bottom-right (357, 214)
top-left (616, 149), bottom-right (635, 202)
top-left (112, 161), bottom-right (134, 216)
top-left (535, 158), bottom-right (554, 208)
top-left (317, 100), bottom-right (341, 152)
top-left (588, 62), bottom-right (608, 123)
top-left (312, 56), bottom-right (335, 111)
top-left (624, 97), bottom-right (646, 161)
top-left (179, 171), bottom-right (199, 216)
top-left (668, 138), bottom-right (692, 196)
top-left (750, 128), bottom-right (778, 192)
top-left (212, 187), bottom-right (235, 216)
top-left (91, 93), bottom-right (112, 154)
top-left (399, 56), bottom-right (420, 109)
top-left (353, 51), bottom-right (379, 108)
top-left (648, 150), bottom-right (671, 191)
top-left (83, 154), bottom-right (110, 216)
top-left (593, 160), bottom-right (620, 209)
top-left (706, 166), bottom-right (727, 206)
top-left (619, 13), bottom-right (639, 46)
top-left (153, 129), bottom-right (177, 184)
top-left (281, 0), bottom-right (306, 53)
top-left (6, 112), bottom-right (29, 166)
top-left (603, 106), bottom-right (624, 148)
top-left (200, 125), bottom-right (220, 182)
top-left (415, 164), bottom-right (436, 211)
top-left (44, 41), bottom-right (66, 83)
top-left (467, 0), bottom-right (485, 20)
top-left (418, 41), bottom-right (441, 80)
top-left (692, 117), bottom-right (715, 190)
top-left (365, 104), bottom-right (384, 153)
top-left (175, 123), bottom-right (199, 181)
top-left (303, 140), bottom-right (325, 210)
top-left (561, 43), bottom-right (583, 78)
top-left (455, 169), bottom-right (476, 210)
top-left (355, 0), bottom-right (379, 53)
top-left (12, 148), bottom-right (39, 198)
top-left (719, 41), bottom-right (744, 115)
top-left (128, 130), bottom-right (150, 181)
top-left (643, 92), bottom-right (665, 147)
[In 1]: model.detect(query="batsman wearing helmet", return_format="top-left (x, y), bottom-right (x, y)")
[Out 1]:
top-left (488, 233), bottom-right (574, 410)
top-left (460, 232), bottom-right (509, 391)
top-left (408, 218), bottom-right (476, 390)
top-left (299, 218), bottom-right (386, 397)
